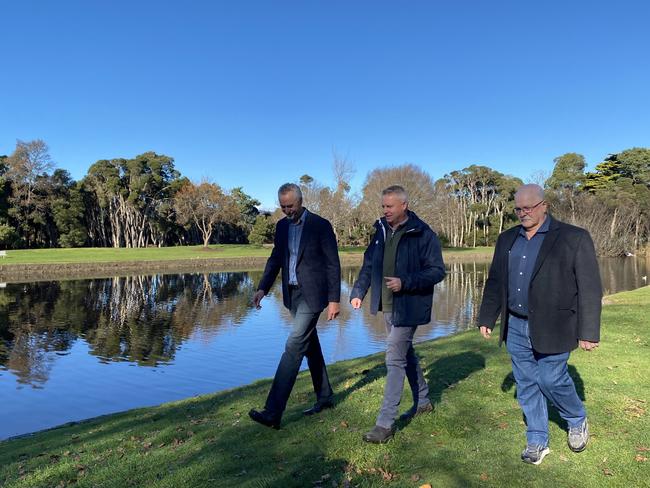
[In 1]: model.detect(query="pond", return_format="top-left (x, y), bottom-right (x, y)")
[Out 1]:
top-left (0, 257), bottom-right (647, 440)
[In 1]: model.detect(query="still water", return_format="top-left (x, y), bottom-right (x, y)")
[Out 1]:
top-left (0, 257), bottom-right (647, 440)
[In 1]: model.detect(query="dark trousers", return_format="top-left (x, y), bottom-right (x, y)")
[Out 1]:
top-left (264, 287), bottom-right (333, 417)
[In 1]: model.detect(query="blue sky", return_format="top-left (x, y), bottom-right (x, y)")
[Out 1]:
top-left (1, 1), bottom-right (649, 209)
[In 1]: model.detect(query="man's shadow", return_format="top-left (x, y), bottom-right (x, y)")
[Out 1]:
top-left (327, 351), bottom-right (485, 430)
top-left (397, 351), bottom-right (486, 429)
top-left (501, 365), bottom-right (585, 430)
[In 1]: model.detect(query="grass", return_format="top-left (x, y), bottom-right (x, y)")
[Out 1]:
top-left (0, 245), bottom-right (494, 265)
top-left (0, 245), bottom-right (272, 264)
top-left (1, 286), bottom-right (647, 488)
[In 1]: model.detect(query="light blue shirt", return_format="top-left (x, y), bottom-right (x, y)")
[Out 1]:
top-left (288, 209), bottom-right (307, 285)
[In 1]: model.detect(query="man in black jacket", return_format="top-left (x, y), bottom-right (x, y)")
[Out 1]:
top-left (249, 183), bottom-right (341, 429)
top-left (479, 184), bottom-right (602, 465)
top-left (350, 185), bottom-right (446, 443)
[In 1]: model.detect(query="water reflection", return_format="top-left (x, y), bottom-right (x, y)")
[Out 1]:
top-left (0, 273), bottom-right (257, 385)
top-left (0, 257), bottom-right (646, 439)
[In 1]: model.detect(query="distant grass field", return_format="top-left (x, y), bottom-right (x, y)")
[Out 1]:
top-left (0, 245), bottom-right (494, 265)
top-left (1, 286), bottom-right (647, 487)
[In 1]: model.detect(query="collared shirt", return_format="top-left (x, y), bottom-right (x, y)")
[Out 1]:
top-left (508, 216), bottom-right (550, 316)
top-left (381, 218), bottom-right (409, 312)
top-left (288, 208), bottom-right (307, 285)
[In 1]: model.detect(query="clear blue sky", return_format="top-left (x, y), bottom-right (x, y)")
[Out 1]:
top-left (1, 1), bottom-right (649, 209)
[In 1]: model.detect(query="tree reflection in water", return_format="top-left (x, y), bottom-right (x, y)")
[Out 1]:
top-left (0, 257), bottom-right (645, 389)
top-left (0, 272), bottom-right (255, 386)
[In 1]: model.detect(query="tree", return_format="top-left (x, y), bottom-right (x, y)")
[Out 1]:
top-left (83, 152), bottom-right (182, 247)
top-left (583, 148), bottom-right (650, 193)
top-left (358, 164), bottom-right (438, 243)
top-left (5, 139), bottom-right (56, 247)
top-left (230, 187), bottom-right (260, 243)
top-left (52, 181), bottom-right (87, 248)
top-left (248, 214), bottom-right (275, 245)
top-left (173, 180), bottom-right (238, 247)
top-left (545, 153), bottom-right (586, 223)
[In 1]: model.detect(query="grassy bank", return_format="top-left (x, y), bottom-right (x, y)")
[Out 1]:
top-left (2, 287), bottom-right (646, 488)
top-left (0, 245), bottom-right (493, 265)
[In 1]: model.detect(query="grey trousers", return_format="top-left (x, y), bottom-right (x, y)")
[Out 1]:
top-left (376, 313), bottom-right (430, 428)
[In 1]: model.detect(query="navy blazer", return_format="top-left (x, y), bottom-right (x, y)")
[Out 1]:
top-left (257, 210), bottom-right (341, 312)
top-left (478, 215), bottom-right (602, 354)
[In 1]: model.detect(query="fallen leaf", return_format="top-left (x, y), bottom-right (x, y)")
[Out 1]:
top-left (340, 421), bottom-right (349, 428)
top-left (636, 446), bottom-right (650, 452)
top-left (498, 422), bottom-right (508, 430)
top-left (480, 473), bottom-right (489, 481)
top-left (634, 455), bottom-right (647, 462)
top-left (419, 485), bottom-right (432, 488)
top-left (603, 468), bottom-right (614, 476)
top-left (410, 474), bottom-right (421, 481)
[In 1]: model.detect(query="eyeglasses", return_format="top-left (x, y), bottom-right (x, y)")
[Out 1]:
top-left (514, 200), bottom-right (545, 214)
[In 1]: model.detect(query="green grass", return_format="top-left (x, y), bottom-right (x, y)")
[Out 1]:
top-left (1, 287), bottom-right (647, 488)
top-left (0, 245), bottom-right (271, 264)
top-left (0, 245), bottom-right (493, 265)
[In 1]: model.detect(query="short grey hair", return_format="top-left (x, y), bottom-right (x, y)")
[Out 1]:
top-left (278, 182), bottom-right (303, 203)
top-left (515, 184), bottom-right (545, 201)
top-left (382, 185), bottom-right (408, 203)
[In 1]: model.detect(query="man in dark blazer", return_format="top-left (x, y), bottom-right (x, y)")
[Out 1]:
top-left (249, 183), bottom-right (341, 429)
top-left (479, 184), bottom-right (602, 465)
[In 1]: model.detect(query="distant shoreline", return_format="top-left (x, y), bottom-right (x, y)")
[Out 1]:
top-left (0, 249), bottom-right (493, 282)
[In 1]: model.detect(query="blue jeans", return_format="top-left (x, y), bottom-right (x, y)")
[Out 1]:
top-left (376, 313), bottom-right (430, 428)
top-left (264, 287), bottom-right (333, 417)
top-left (506, 315), bottom-right (586, 447)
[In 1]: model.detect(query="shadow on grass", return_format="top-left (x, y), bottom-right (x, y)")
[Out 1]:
top-left (500, 364), bottom-right (586, 431)
top-left (425, 351), bottom-right (486, 405)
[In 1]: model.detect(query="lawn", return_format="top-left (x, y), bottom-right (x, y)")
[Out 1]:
top-left (1, 287), bottom-right (646, 487)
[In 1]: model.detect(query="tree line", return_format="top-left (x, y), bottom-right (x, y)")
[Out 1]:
top-left (1, 140), bottom-right (648, 256)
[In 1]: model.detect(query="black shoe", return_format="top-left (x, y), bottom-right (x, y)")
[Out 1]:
top-left (399, 402), bottom-right (433, 421)
top-left (303, 400), bottom-right (334, 416)
top-left (362, 425), bottom-right (395, 444)
top-left (248, 409), bottom-right (281, 429)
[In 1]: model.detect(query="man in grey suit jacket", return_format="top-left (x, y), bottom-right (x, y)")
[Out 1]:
top-left (249, 183), bottom-right (341, 429)
top-left (479, 184), bottom-right (602, 465)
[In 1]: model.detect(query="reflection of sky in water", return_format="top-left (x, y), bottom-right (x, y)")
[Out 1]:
top-left (0, 257), bottom-right (646, 439)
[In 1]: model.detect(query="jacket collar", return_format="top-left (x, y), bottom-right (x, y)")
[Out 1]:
top-left (375, 210), bottom-right (427, 240)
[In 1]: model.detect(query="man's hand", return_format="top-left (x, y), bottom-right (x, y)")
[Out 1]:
top-left (350, 298), bottom-right (362, 309)
top-left (327, 302), bottom-right (340, 320)
top-left (384, 276), bottom-right (402, 293)
top-left (579, 340), bottom-right (599, 351)
top-left (252, 290), bottom-right (265, 309)
top-left (479, 326), bottom-right (492, 339)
